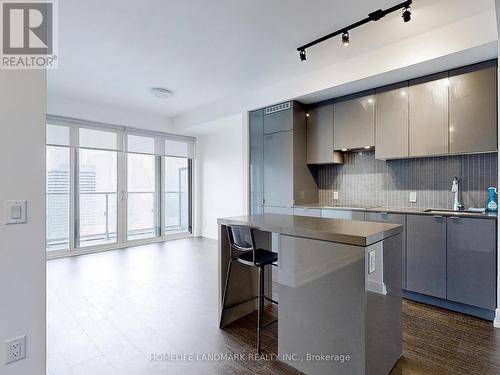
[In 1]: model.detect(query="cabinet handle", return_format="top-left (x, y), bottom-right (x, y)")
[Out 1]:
top-left (380, 212), bottom-right (388, 216)
top-left (433, 215), bottom-right (443, 219)
top-left (449, 216), bottom-right (460, 220)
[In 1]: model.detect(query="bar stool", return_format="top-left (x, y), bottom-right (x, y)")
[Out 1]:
top-left (219, 225), bottom-right (278, 354)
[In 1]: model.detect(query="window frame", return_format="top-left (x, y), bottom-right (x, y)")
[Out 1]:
top-left (45, 116), bottom-right (195, 259)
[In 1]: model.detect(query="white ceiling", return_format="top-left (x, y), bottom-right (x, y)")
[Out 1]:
top-left (48, 0), bottom-right (496, 120)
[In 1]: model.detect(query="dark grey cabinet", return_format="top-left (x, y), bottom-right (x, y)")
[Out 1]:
top-left (375, 83), bottom-right (409, 160)
top-left (449, 62), bottom-right (498, 154)
top-left (306, 104), bottom-right (343, 165)
top-left (447, 217), bottom-right (497, 310)
top-left (263, 103), bottom-right (294, 134)
top-left (321, 209), bottom-right (365, 220)
top-left (364, 212), bottom-right (407, 289)
top-left (263, 131), bottom-right (294, 207)
top-left (406, 215), bottom-right (447, 298)
top-left (250, 110), bottom-right (264, 214)
top-left (333, 91), bottom-right (375, 151)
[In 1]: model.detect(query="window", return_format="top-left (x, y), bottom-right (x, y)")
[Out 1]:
top-left (76, 149), bottom-right (118, 248)
top-left (165, 157), bottom-right (190, 234)
top-left (46, 146), bottom-right (70, 251)
top-left (127, 153), bottom-right (160, 240)
top-left (45, 120), bottom-right (194, 255)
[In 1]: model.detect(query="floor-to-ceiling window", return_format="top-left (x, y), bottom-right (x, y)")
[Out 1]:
top-left (165, 157), bottom-right (190, 234)
top-left (46, 145), bottom-right (71, 251)
top-left (45, 120), bottom-right (194, 256)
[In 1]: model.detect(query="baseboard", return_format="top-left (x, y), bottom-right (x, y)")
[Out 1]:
top-left (202, 232), bottom-right (218, 240)
top-left (368, 280), bottom-right (387, 295)
top-left (494, 309), bottom-right (500, 328)
top-left (403, 290), bottom-right (495, 321)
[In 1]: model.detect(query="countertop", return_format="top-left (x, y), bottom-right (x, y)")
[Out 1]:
top-left (217, 213), bottom-right (403, 247)
top-left (293, 203), bottom-right (497, 220)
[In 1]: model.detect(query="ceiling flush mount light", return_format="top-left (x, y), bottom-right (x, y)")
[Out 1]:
top-left (402, 5), bottom-right (411, 22)
top-left (151, 87), bottom-right (173, 99)
top-left (297, 0), bottom-right (412, 61)
top-left (364, 146), bottom-right (371, 149)
top-left (342, 31), bottom-right (350, 46)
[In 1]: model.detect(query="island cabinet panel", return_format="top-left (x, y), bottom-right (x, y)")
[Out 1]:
top-left (333, 91), bottom-right (375, 151)
top-left (409, 73), bottom-right (449, 157)
top-left (249, 110), bottom-right (264, 214)
top-left (263, 131), bottom-right (294, 207)
top-left (447, 217), bottom-right (497, 310)
top-left (406, 214), bottom-right (447, 299)
top-left (449, 62), bottom-right (498, 154)
top-left (375, 83), bottom-right (409, 160)
top-left (364, 212), bottom-right (407, 289)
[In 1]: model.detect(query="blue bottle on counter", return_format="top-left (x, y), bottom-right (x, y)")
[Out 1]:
top-left (486, 187), bottom-right (498, 212)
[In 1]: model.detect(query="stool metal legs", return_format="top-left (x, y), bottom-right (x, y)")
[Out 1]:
top-left (219, 260), bottom-right (278, 354)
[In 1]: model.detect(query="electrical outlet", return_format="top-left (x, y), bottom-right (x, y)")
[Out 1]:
top-left (333, 191), bottom-right (339, 200)
top-left (4, 335), bottom-right (26, 364)
top-left (369, 251), bottom-right (376, 274)
top-left (409, 191), bottom-right (417, 203)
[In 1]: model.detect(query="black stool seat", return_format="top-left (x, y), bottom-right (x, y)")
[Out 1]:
top-left (237, 249), bottom-right (278, 266)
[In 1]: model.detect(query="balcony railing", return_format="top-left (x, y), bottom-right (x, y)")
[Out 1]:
top-left (46, 190), bottom-right (189, 250)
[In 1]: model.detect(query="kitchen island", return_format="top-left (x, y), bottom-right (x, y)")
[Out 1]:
top-left (218, 214), bottom-right (404, 375)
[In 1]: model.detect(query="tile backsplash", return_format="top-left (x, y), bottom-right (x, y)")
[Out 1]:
top-left (317, 151), bottom-right (498, 210)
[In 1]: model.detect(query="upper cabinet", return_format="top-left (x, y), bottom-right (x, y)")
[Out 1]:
top-left (449, 62), bottom-right (497, 154)
top-left (263, 102), bottom-right (294, 134)
top-left (333, 91), bottom-right (375, 151)
top-left (375, 83), bottom-right (409, 160)
top-left (306, 104), bottom-right (343, 164)
top-left (409, 73), bottom-right (449, 157)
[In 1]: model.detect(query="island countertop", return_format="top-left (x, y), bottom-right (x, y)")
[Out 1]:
top-left (217, 213), bottom-right (402, 246)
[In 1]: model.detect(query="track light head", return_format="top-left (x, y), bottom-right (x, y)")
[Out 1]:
top-left (342, 31), bottom-right (350, 46)
top-left (402, 6), bottom-right (411, 22)
top-left (299, 49), bottom-right (306, 62)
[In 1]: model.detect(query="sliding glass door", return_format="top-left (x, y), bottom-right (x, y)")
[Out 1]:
top-left (164, 157), bottom-right (191, 234)
top-left (127, 153), bottom-right (160, 240)
top-left (76, 149), bottom-right (118, 248)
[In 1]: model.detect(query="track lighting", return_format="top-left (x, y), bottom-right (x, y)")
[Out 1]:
top-left (299, 49), bottom-right (306, 62)
top-left (342, 31), bottom-right (350, 46)
top-left (402, 5), bottom-right (411, 22)
top-left (296, 0), bottom-right (412, 61)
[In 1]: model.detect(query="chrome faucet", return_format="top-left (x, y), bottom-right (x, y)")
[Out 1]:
top-left (451, 177), bottom-right (464, 211)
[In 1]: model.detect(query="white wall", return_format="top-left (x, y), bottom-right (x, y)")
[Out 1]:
top-left (0, 71), bottom-right (47, 373)
top-left (192, 113), bottom-right (248, 239)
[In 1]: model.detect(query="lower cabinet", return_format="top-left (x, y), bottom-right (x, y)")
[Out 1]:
top-left (292, 207), bottom-right (321, 217)
top-left (406, 215), bottom-right (447, 299)
top-left (263, 206), bottom-right (293, 215)
top-left (447, 217), bottom-right (497, 310)
top-left (364, 212), bottom-right (407, 289)
top-left (321, 209), bottom-right (365, 220)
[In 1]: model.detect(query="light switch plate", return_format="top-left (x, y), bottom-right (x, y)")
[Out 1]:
top-left (4, 200), bottom-right (27, 224)
top-left (333, 191), bottom-right (339, 200)
top-left (409, 192), bottom-right (417, 203)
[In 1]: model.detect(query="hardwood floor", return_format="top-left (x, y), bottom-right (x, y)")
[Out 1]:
top-left (47, 237), bottom-right (500, 375)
